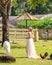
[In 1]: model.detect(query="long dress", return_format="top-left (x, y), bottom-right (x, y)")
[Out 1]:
top-left (26, 32), bottom-right (39, 58)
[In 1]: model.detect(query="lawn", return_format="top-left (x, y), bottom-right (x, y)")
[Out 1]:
top-left (0, 40), bottom-right (52, 65)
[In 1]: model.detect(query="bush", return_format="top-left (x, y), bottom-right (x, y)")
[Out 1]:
top-left (16, 18), bottom-right (52, 29)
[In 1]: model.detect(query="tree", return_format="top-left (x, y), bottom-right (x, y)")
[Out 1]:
top-left (11, 0), bottom-right (19, 16)
top-left (27, 0), bottom-right (49, 9)
top-left (12, 0), bottom-right (50, 15)
top-left (0, 0), bottom-right (11, 46)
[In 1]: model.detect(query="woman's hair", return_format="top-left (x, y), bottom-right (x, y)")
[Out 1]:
top-left (28, 27), bottom-right (33, 31)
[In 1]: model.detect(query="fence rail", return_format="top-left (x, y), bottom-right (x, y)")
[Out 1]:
top-left (0, 27), bottom-right (52, 43)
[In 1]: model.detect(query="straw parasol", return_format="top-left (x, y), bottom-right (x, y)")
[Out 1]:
top-left (15, 12), bottom-right (39, 28)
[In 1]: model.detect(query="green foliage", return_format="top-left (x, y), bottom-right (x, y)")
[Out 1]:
top-left (0, 0), bottom-right (52, 15)
top-left (11, 0), bottom-right (18, 16)
top-left (17, 18), bottom-right (52, 29)
top-left (27, 0), bottom-right (49, 9)
top-left (44, 18), bottom-right (52, 29)
top-left (11, 0), bottom-right (52, 15)
top-left (35, 4), bottom-right (49, 14)
top-left (12, 0), bottom-right (18, 7)
top-left (0, 1), bottom-right (2, 16)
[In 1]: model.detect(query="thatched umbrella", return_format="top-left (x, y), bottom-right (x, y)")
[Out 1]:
top-left (15, 12), bottom-right (39, 28)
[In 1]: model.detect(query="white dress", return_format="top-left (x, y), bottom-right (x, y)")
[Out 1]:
top-left (26, 32), bottom-right (39, 58)
top-left (3, 41), bottom-right (10, 54)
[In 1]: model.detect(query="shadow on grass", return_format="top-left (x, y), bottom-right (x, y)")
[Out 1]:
top-left (0, 61), bottom-right (15, 63)
top-left (46, 58), bottom-right (52, 60)
top-left (0, 53), bottom-right (5, 55)
top-left (16, 56), bottom-right (27, 59)
top-left (11, 46), bottom-right (25, 49)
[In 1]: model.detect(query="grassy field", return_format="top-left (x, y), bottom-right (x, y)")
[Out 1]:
top-left (0, 40), bottom-right (52, 65)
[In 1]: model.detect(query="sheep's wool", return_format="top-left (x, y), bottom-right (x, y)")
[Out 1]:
top-left (3, 41), bottom-right (10, 53)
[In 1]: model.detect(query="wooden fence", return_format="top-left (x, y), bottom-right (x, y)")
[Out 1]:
top-left (39, 29), bottom-right (52, 39)
top-left (9, 28), bottom-right (28, 42)
top-left (9, 28), bottom-right (39, 42)
top-left (0, 27), bottom-right (52, 43)
top-left (0, 27), bottom-right (39, 42)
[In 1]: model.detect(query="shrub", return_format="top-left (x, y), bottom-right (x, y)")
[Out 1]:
top-left (16, 18), bottom-right (52, 29)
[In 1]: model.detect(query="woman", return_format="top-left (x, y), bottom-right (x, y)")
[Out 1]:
top-left (26, 27), bottom-right (40, 58)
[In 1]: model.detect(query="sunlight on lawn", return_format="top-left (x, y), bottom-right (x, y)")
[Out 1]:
top-left (0, 40), bottom-right (52, 65)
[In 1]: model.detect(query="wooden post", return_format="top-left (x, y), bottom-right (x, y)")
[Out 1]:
top-left (35, 28), bottom-right (39, 41)
top-left (26, 20), bottom-right (27, 28)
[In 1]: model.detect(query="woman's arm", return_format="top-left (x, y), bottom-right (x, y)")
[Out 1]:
top-left (32, 31), bottom-right (34, 39)
top-left (28, 32), bottom-right (32, 38)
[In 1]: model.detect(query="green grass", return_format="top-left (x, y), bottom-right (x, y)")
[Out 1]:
top-left (0, 40), bottom-right (52, 65)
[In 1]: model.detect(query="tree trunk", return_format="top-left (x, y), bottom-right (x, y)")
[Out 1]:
top-left (1, 0), bottom-right (11, 47)
top-left (2, 14), bottom-right (9, 47)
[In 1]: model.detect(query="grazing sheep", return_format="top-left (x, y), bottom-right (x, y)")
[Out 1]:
top-left (3, 41), bottom-right (10, 54)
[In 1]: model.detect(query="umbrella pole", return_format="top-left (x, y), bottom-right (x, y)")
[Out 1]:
top-left (26, 20), bottom-right (27, 28)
